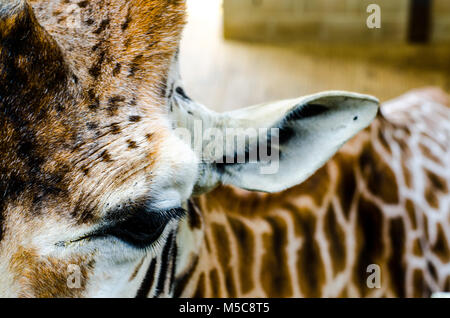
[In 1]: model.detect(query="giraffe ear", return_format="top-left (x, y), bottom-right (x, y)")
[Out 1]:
top-left (0, 0), bottom-right (70, 112)
top-left (175, 91), bottom-right (379, 193)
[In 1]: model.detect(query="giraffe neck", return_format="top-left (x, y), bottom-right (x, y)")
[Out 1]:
top-left (174, 95), bottom-right (450, 298)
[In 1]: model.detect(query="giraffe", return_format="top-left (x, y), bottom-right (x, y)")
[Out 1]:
top-left (0, 0), bottom-right (448, 298)
top-left (175, 88), bottom-right (450, 298)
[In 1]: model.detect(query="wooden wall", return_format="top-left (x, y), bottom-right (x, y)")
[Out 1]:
top-left (433, 0), bottom-right (450, 42)
top-left (223, 0), bottom-right (450, 44)
top-left (180, 0), bottom-right (450, 112)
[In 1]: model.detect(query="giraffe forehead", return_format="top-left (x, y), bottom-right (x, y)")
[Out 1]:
top-left (0, 0), bottom-right (190, 226)
top-left (30, 0), bottom-right (187, 63)
top-left (29, 0), bottom-right (187, 117)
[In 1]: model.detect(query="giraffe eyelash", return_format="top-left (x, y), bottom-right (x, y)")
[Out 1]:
top-left (57, 207), bottom-right (186, 249)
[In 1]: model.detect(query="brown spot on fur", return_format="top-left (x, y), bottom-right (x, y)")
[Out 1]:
top-left (88, 103), bottom-right (99, 111)
top-left (77, 1), bottom-right (89, 8)
top-left (225, 266), bottom-right (237, 297)
top-left (334, 153), bottom-right (357, 218)
top-left (420, 143), bottom-right (441, 164)
top-left (187, 200), bottom-right (202, 230)
top-left (128, 54), bottom-right (144, 77)
top-left (193, 273), bottom-right (206, 298)
top-left (432, 224), bottom-right (450, 262)
top-left (261, 216), bottom-right (293, 297)
top-left (388, 218), bottom-right (406, 297)
top-left (292, 208), bottom-right (325, 297)
top-left (72, 194), bottom-right (98, 225)
top-left (100, 150), bottom-right (112, 162)
top-left (57, 16), bottom-right (67, 24)
top-left (425, 187), bottom-right (439, 209)
top-left (109, 123), bottom-right (121, 135)
top-left (123, 37), bottom-right (132, 49)
top-left (127, 140), bottom-right (138, 149)
top-left (338, 288), bottom-right (349, 298)
top-left (121, 12), bottom-right (131, 31)
top-left (87, 89), bottom-right (100, 110)
top-left (359, 144), bottom-right (399, 204)
top-left (211, 223), bottom-right (231, 273)
top-left (423, 215), bottom-right (430, 242)
top-left (377, 128), bottom-right (392, 155)
top-left (324, 204), bottom-right (346, 274)
top-left (129, 115), bottom-right (141, 123)
top-left (445, 276), bottom-right (450, 292)
top-left (395, 135), bottom-right (410, 153)
top-left (10, 247), bottom-right (94, 297)
top-left (112, 63), bottom-right (121, 76)
top-left (88, 50), bottom-right (106, 79)
top-left (204, 234), bottom-right (211, 253)
top-left (91, 41), bottom-right (102, 52)
top-left (107, 96), bottom-right (125, 116)
top-left (354, 197), bottom-right (384, 297)
top-left (81, 166), bottom-right (90, 176)
top-left (293, 165), bottom-right (329, 206)
top-left (426, 169), bottom-right (447, 193)
top-left (209, 268), bottom-right (220, 297)
top-left (160, 75), bottom-right (168, 97)
top-left (412, 270), bottom-right (427, 298)
top-left (402, 162), bottom-right (413, 189)
top-left (427, 262), bottom-right (438, 282)
top-left (86, 122), bottom-right (98, 130)
top-left (228, 217), bottom-right (255, 294)
top-left (94, 18), bottom-right (110, 34)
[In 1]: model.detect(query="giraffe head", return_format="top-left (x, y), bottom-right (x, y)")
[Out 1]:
top-left (0, 0), bottom-right (378, 297)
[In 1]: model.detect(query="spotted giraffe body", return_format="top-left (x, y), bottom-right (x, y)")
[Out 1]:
top-left (178, 91), bottom-right (450, 298)
top-left (0, 1), bottom-right (448, 298)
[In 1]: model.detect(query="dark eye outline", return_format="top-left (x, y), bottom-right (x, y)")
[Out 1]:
top-left (67, 207), bottom-right (186, 249)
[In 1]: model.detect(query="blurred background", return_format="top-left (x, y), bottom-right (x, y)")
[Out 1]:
top-left (179, 0), bottom-right (450, 112)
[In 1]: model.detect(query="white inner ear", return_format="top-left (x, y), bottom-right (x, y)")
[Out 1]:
top-left (172, 91), bottom-right (379, 194)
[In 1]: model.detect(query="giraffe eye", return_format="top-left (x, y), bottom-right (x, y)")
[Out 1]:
top-left (68, 207), bottom-right (186, 249)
